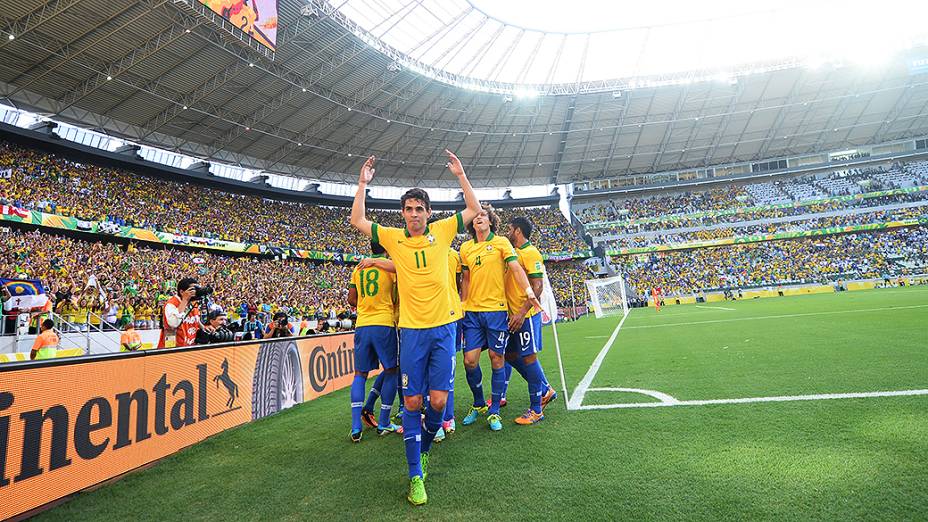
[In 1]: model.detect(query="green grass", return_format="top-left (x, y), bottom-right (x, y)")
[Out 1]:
top-left (37, 287), bottom-right (928, 521)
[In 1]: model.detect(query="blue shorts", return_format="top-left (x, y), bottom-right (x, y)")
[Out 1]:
top-left (353, 325), bottom-right (398, 373)
top-left (505, 314), bottom-right (543, 357)
top-left (399, 322), bottom-right (456, 396)
top-left (462, 310), bottom-right (509, 354)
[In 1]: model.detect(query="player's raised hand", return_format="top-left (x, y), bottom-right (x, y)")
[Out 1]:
top-left (359, 155), bottom-right (376, 185)
top-left (444, 149), bottom-right (465, 178)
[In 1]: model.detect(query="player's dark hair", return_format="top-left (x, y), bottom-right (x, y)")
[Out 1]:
top-left (466, 203), bottom-right (500, 238)
top-left (41, 318), bottom-right (54, 330)
top-left (401, 188), bottom-right (430, 211)
top-left (510, 216), bottom-right (533, 240)
top-left (371, 240), bottom-right (386, 255)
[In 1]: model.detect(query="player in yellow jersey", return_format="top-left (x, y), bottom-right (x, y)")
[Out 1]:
top-left (347, 241), bottom-right (401, 442)
top-left (503, 216), bottom-right (557, 425)
top-left (360, 246), bottom-right (465, 444)
top-left (350, 151), bottom-right (481, 506)
top-left (459, 204), bottom-right (542, 432)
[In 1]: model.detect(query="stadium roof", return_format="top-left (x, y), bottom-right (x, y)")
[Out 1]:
top-left (1, 0), bottom-right (928, 188)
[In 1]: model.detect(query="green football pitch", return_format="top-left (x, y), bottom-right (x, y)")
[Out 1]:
top-left (37, 287), bottom-right (928, 521)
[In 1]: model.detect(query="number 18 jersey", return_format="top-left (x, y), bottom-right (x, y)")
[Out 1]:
top-left (349, 255), bottom-right (396, 328)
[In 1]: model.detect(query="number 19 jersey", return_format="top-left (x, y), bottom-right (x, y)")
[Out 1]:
top-left (372, 212), bottom-right (465, 329)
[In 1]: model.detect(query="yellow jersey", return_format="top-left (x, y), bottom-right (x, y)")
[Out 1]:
top-left (372, 212), bottom-right (464, 328)
top-left (460, 232), bottom-right (518, 312)
top-left (447, 249), bottom-right (464, 319)
top-left (349, 255), bottom-right (397, 327)
top-left (505, 241), bottom-right (545, 318)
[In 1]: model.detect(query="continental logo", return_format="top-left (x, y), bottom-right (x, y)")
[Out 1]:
top-left (307, 340), bottom-right (355, 393)
top-left (0, 361), bottom-right (238, 488)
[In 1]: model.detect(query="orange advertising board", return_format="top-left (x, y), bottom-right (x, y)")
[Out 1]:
top-left (0, 332), bottom-right (363, 519)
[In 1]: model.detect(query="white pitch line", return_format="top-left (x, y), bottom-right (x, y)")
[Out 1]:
top-left (584, 335), bottom-right (610, 339)
top-left (576, 389), bottom-right (928, 410)
top-left (623, 304), bottom-right (928, 330)
top-left (695, 305), bottom-right (735, 311)
top-left (567, 311), bottom-right (630, 410)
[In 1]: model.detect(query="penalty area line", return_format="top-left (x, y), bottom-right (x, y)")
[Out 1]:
top-left (695, 305), bottom-right (735, 311)
top-left (576, 388), bottom-right (928, 410)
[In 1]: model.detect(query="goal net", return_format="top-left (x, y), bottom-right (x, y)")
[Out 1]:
top-left (585, 274), bottom-right (629, 319)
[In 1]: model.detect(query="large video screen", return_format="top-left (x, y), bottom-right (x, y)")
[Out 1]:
top-left (200, 0), bottom-right (278, 51)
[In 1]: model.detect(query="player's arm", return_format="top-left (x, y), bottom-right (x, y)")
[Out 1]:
top-left (445, 149), bottom-right (480, 225)
top-left (347, 287), bottom-right (358, 308)
top-left (350, 155), bottom-right (376, 238)
top-left (509, 276), bottom-right (543, 332)
top-left (507, 259), bottom-right (542, 314)
top-left (358, 258), bottom-right (396, 273)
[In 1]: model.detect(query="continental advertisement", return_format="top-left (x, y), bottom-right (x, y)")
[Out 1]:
top-left (0, 333), bottom-right (365, 519)
top-left (587, 185), bottom-right (928, 229)
top-left (607, 217), bottom-right (928, 256)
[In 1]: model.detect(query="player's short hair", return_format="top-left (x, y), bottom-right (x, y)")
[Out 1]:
top-left (41, 318), bottom-right (54, 330)
top-left (401, 188), bottom-right (430, 211)
top-left (466, 203), bottom-right (500, 238)
top-left (509, 216), bottom-right (533, 240)
top-left (371, 240), bottom-right (386, 255)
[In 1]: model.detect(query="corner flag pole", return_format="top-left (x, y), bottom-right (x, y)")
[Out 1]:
top-left (543, 272), bottom-right (571, 409)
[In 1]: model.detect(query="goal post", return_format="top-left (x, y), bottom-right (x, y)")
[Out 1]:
top-left (585, 274), bottom-right (629, 319)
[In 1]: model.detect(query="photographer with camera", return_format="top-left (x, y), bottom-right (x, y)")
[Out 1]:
top-left (157, 277), bottom-right (211, 349)
top-left (265, 310), bottom-right (293, 338)
top-left (195, 309), bottom-right (235, 345)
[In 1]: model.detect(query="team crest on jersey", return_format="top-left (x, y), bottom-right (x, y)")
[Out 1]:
top-left (486, 245), bottom-right (493, 252)
top-left (427, 234), bottom-right (435, 244)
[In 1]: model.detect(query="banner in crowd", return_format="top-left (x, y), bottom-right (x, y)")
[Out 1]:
top-left (0, 278), bottom-right (48, 311)
top-left (543, 249), bottom-right (593, 261)
top-left (587, 185), bottom-right (928, 230)
top-left (0, 332), bottom-right (363, 519)
top-left (0, 206), bottom-right (592, 262)
top-left (0, 206), bottom-right (372, 262)
top-left (607, 217), bottom-right (928, 256)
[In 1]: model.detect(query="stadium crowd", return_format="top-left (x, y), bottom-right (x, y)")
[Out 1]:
top-left (615, 227), bottom-right (928, 296)
top-left (577, 161), bottom-right (928, 226)
top-left (0, 140), bottom-right (586, 255)
top-left (605, 205), bottom-right (927, 249)
top-left (0, 225), bottom-right (588, 331)
top-left (0, 227), bottom-right (353, 330)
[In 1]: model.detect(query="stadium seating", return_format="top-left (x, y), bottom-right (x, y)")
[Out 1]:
top-left (575, 160), bottom-right (928, 225)
top-left (615, 227), bottom-right (928, 296)
top-left (0, 140), bottom-right (587, 256)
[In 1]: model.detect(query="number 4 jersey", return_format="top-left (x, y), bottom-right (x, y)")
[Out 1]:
top-left (349, 254), bottom-right (397, 328)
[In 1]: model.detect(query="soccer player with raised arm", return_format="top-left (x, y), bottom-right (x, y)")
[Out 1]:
top-left (349, 151), bottom-right (479, 506)
top-left (347, 241), bottom-right (402, 442)
top-left (459, 205), bottom-right (542, 431)
top-left (503, 216), bottom-right (557, 425)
